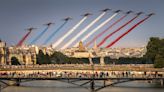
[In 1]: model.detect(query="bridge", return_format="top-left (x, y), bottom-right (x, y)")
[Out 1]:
top-left (0, 64), bottom-right (164, 92)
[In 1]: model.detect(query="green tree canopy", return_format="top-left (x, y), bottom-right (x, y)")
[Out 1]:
top-left (36, 50), bottom-right (83, 64)
top-left (36, 50), bottom-right (50, 64)
top-left (145, 37), bottom-right (164, 68)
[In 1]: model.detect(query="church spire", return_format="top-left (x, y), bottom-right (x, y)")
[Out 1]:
top-left (93, 40), bottom-right (98, 50)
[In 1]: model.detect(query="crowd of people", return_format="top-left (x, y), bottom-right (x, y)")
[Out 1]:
top-left (0, 64), bottom-right (153, 70)
top-left (0, 70), bottom-right (163, 79)
top-left (0, 64), bottom-right (163, 79)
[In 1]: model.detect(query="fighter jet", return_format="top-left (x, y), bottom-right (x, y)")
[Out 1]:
top-left (82, 13), bottom-right (92, 16)
top-left (114, 10), bottom-right (122, 13)
top-left (44, 22), bottom-right (55, 27)
top-left (101, 8), bottom-right (111, 12)
top-left (63, 17), bottom-right (72, 21)
top-left (126, 10), bottom-right (133, 14)
top-left (136, 12), bottom-right (144, 15)
top-left (147, 13), bottom-right (155, 16)
top-left (26, 27), bottom-right (37, 32)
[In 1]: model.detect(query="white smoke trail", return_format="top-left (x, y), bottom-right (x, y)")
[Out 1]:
top-left (73, 13), bottom-right (118, 47)
top-left (61, 12), bottom-right (106, 49)
top-left (52, 16), bottom-right (88, 48)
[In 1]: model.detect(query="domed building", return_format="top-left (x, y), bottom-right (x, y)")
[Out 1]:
top-left (72, 41), bottom-right (94, 58)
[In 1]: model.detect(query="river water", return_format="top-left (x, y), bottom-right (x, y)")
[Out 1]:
top-left (1, 80), bottom-right (164, 92)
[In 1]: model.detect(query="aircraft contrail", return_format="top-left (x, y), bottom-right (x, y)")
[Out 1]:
top-left (30, 27), bottom-right (48, 45)
top-left (85, 11), bottom-right (132, 47)
top-left (52, 16), bottom-right (88, 49)
top-left (60, 9), bottom-right (110, 49)
top-left (97, 12), bottom-right (143, 47)
top-left (16, 28), bottom-right (35, 46)
top-left (43, 21), bottom-right (68, 45)
top-left (105, 13), bottom-right (154, 48)
top-left (30, 23), bottom-right (54, 45)
top-left (72, 10), bottom-right (121, 48)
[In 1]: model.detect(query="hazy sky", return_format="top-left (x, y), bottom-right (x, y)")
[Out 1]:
top-left (0, 0), bottom-right (163, 48)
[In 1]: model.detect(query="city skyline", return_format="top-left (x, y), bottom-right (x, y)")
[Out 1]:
top-left (0, 0), bottom-right (164, 48)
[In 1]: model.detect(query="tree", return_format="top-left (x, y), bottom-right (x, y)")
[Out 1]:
top-left (154, 54), bottom-right (164, 68)
top-left (145, 37), bottom-right (164, 68)
top-left (36, 50), bottom-right (44, 64)
top-left (36, 50), bottom-right (51, 64)
top-left (50, 51), bottom-right (83, 64)
top-left (50, 51), bottom-right (69, 64)
top-left (45, 53), bottom-right (51, 64)
top-left (146, 37), bottom-right (161, 62)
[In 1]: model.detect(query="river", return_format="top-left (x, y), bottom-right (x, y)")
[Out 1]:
top-left (1, 80), bottom-right (164, 92)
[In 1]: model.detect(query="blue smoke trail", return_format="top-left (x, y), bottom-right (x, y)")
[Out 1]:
top-left (30, 26), bottom-right (49, 45)
top-left (43, 21), bottom-right (67, 45)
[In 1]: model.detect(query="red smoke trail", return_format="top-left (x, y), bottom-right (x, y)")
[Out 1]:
top-left (85, 14), bottom-right (128, 47)
top-left (16, 30), bottom-right (32, 46)
top-left (97, 13), bottom-right (142, 47)
top-left (105, 14), bottom-right (153, 48)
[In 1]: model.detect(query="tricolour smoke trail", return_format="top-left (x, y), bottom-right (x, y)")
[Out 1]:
top-left (16, 30), bottom-right (32, 46)
top-left (97, 12), bottom-right (142, 47)
top-left (73, 12), bottom-right (119, 48)
top-left (30, 26), bottom-right (49, 45)
top-left (85, 11), bottom-right (132, 47)
top-left (43, 21), bottom-right (67, 45)
top-left (60, 12), bottom-right (106, 50)
top-left (52, 16), bottom-right (88, 48)
top-left (61, 12), bottom-right (107, 49)
top-left (106, 14), bottom-right (153, 48)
